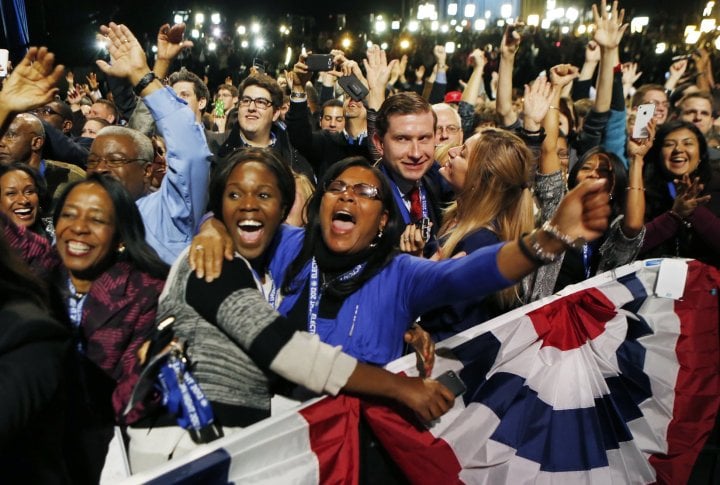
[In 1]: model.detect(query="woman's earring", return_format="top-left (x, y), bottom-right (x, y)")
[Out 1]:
top-left (118, 243), bottom-right (126, 254)
top-left (370, 229), bottom-right (384, 248)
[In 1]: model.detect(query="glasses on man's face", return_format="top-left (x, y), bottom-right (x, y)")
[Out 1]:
top-left (239, 96), bottom-right (273, 110)
top-left (32, 106), bottom-right (62, 117)
top-left (326, 179), bottom-right (381, 200)
top-left (86, 155), bottom-right (147, 169)
top-left (436, 125), bottom-right (461, 135)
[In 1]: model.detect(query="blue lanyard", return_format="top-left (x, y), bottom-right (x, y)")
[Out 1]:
top-left (307, 258), bottom-right (365, 334)
top-left (158, 351), bottom-right (216, 435)
top-left (667, 181), bottom-right (677, 199)
top-left (582, 243), bottom-right (594, 279)
top-left (379, 165), bottom-right (428, 224)
top-left (249, 267), bottom-right (279, 310)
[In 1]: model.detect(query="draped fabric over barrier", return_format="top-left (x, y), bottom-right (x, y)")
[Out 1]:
top-left (123, 259), bottom-right (720, 485)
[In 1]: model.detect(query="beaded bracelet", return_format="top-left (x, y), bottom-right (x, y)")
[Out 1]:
top-left (517, 232), bottom-right (547, 265)
top-left (517, 230), bottom-right (563, 264)
top-left (540, 220), bottom-right (586, 249)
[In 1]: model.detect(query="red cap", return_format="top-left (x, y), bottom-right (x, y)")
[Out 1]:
top-left (444, 91), bottom-right (462, 103)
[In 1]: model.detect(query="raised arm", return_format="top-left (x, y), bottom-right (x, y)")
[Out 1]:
top-left (623, 120), bottom-right (655, 237)
top-left (541, 65), bottom-right (577, 174)
top-left (97, 22), bottom-right (211, 263)
top-left (0, 47), bottom-right (64, 132)
top-left (664, 59), bottom-right (688, 93)
top-left (497, 25), bottom-right (521, 127)
top-left (592, 0), bottom-right (627, 114)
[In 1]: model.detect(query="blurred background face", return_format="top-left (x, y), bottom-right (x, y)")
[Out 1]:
top-left (320, 106), bottom-right (345, 133)
top-left (81, 119), bottom-right (105, 139)
top-left (0, 169), bottom-right (39, 228)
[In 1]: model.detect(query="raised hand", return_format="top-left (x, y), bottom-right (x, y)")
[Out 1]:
top-left (469, 48), bottom-right (486, 71)
top-left (669, 58), bottom-right (688, 78)
top-left (157, 23), bottom-right (193, 62)
top-left (501, 24), bottom-right (522, 58)
top-left (622, 62), bottom-right (642, 88)
top-left (592, 0), bottom-right (628, 50)
top-left (95, 22), bottom-right (150, 84)
top-left (86, 72), bottom-right (99, 91)
top-left (0, 47), bottom-right (64, 115)
top-left (585, 40), bottom-right (601, 63)
top-left (363, 44), bottom-right (398, 93)
top-left (415, 64), bottom-right (426, 82)
top-left (549, 63), bottom-right (579, 88)
top-left (672, 174), bottom-right (711, 219)
top-left (550, 179), bottom-right (612, 244)
top-left (523, 77), bottom-right (555, 128)
top-left (433, 45), bottom-right (447, 70)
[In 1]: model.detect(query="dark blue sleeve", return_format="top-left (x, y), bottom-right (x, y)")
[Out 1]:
top-left (455, 228), bottom-right (501, 255)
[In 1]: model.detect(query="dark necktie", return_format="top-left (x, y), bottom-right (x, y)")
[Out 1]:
top-left (408, 186), bottom-right (422, 222)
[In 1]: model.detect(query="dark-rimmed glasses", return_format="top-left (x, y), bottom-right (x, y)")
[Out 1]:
top-left (86, 156), bottom-right (147, 169)
top-left (325, 179), bottom-right (381, 200)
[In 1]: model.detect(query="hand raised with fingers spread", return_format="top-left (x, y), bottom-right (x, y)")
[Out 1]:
top-left (672, 175), bottom-right (711, 218)
top-left (523, 77), bottom-right (555, 127)
top-left (622, 62), bottom-right (642, 87)
top-left (592, 0), bottom-right (628, 50)
top-left (0, 47), bottom-right (65, 115)
top-left (363, 45), bottom-right (398, 93)
top-left (95, 22), bottom-right (150, 84)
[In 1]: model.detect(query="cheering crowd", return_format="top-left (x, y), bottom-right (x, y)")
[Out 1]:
top-left (0, 0), bottom-right (718, 482)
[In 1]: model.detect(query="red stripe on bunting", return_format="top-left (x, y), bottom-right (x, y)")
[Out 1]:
top-left (300, 395), bottom-right (361, 485)
top-left (362, 398), bottom-right (463, 485)
top-left (649, 262), bottom-right (720, 485)
top-left (528, 287), bottom-right (617, 351)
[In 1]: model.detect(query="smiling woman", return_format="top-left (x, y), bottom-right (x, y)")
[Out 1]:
top-left (1, 173), bottom-right (168, 483)
top-left (641, 120), bottom-right (720, 266)
top-left (0, 163), bottom-right (50, 239)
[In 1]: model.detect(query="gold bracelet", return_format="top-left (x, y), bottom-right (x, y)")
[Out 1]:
top-left (625, 187), bottom-right (645, 191)
top-left (549, 106), bottom-right (559, 110)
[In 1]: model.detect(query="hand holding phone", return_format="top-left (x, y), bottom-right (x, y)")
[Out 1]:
top-left (306, 54), bottom-right (334, 71)
top-left (436, 370), bottom-right (466, 397)
top-left (633, 103), bottom-right (656, 139)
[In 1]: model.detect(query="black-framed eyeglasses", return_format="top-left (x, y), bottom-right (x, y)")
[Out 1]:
top-left (326, 179), bottom-right (381, 200)
top-left (239, 96), bottom-right (273, 110)
top-left (31, 106), bottom-right (62, 117)
top-left (86, 156), bottom-right (147, 169)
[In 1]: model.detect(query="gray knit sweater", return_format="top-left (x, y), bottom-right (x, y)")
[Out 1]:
top-left (156, 248), bottom-right (357, 427)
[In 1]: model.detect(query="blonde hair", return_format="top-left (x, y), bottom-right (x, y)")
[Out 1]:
top-left (440, 129), bottom-right (534, 309)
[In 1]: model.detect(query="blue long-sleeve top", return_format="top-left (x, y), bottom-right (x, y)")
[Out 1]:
top-left (136, 87), bottom-right (212, 264)
top-left (272, 226), bottom-right (513, 366)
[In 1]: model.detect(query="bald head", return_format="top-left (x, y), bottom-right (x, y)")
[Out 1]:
top-left (0, 114), bottom-right (45, 168)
